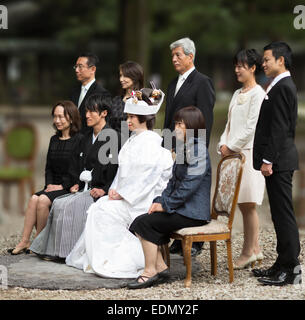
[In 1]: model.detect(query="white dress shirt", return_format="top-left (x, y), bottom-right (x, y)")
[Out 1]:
top-left (78, 78), bottom-right (95, 108)
top-left (266, 71), bottom-right (291, 94)
top-left (174, 66), bottom-right (195, 96)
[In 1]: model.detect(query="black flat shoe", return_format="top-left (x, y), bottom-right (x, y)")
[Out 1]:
top-left (158, 268), bottom-right (170, 279)
top-left (127, 274), bottom-right (160, 289)
top-left (41, 255), bottom-right (66, 263)
top-left (258, 270), bottom-right (302, 286)
top-left (156, 268), bottom-right (170, 284)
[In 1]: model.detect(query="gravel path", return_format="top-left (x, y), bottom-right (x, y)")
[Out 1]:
top-left (0, 226), bottom-right (304, 300)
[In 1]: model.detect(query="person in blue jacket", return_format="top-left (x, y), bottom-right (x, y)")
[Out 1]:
top-left (128, 105), bottom-right (211, 289)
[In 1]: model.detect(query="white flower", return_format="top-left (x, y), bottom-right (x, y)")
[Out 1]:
top-left (237, 94), bottom-right (248, 105)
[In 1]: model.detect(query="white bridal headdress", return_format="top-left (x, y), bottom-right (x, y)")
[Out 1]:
top-left (124, 82), bottom-right (165, 115)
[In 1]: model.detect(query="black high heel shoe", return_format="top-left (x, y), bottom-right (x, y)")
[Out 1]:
top-left (7, 246), bottom-right (31, 255)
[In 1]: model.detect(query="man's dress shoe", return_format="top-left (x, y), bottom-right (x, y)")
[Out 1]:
top-left (258, 270), bottom-right (302, 286)
top-left (252, 265), bottom-right (280, 278)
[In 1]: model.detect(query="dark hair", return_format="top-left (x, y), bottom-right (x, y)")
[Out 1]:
top-left (52, 100), bottom-right (81, 136)
top-left (173, 106), bottom-right (205, 138)
top-left (119, 61), bottom-right (144, 92)
top-left (233, 49), bottom-right (262, 75)
top-left (85, 94), bottom-right (112, 120)
top-left (78, 52), bottom-right (100, 67)
top-left (135, 114), bottom-right (156, 131)
top-left (263, 41), bottom-right (292, 70)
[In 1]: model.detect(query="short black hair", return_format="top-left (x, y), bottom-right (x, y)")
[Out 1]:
top-left (85, 94), bottom-right (112, 118)
top-left (174, 106), bottom-right (205, 138)
top-left (78, 52), bottom-right (100, 67)
top-left (263, 41), bottom-right (292, 70)
top-left (233, 49), bottom-right (262, 75)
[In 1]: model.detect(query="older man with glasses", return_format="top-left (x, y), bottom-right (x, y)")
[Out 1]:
top-left (71, 52), bottom-right (111, 134)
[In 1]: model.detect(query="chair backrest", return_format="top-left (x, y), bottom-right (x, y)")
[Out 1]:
top-left (3, 123), bottom-right (38, 168)
top-left (211, 153), bottom-right (245, 230)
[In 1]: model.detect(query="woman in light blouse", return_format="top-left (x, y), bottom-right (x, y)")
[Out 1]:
top-left (218, 49), bottom-right (265, 269)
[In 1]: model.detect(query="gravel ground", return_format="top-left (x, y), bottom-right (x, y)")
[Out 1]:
top-left (0, 225), bottom-right (304, 300)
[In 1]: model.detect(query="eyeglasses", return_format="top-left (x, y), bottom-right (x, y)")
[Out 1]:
top-left (73, 64), bottom-right (93, 70)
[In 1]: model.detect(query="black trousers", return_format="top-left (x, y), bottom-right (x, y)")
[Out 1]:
top-left (265, 170), bottom-right (300, 271)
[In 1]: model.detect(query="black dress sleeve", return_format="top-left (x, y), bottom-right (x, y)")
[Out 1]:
top-left (67, 134), bottom-right (85, 187)
top-left (61, 133), bottom-right (83, 190)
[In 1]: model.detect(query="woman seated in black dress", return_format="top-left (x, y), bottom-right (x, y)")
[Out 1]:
top-left (128, 106), bottom-right (212, 289)
top-left (8, 101), bottom-right (82, 255)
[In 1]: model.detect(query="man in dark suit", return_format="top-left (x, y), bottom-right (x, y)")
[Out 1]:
top-left (71, 53), bottom-right (111, 134)
top-left (164, 37), bottom-right (215, 148)
top-left (164, 38), bottom-right (215, 256)
top-left (252, 42), bottom-right (301, 286)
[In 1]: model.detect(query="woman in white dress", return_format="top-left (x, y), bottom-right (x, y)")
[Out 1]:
top-left (66, 89), bottom-right (173, 279)
top-left (218, 49), bottom-right (265, 269)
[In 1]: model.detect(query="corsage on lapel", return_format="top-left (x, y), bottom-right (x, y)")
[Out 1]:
top-left (237, 94), bottom-right (248, 105)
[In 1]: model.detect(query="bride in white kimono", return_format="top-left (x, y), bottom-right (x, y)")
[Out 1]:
top-left (66, 89), bottom-right (173, 278)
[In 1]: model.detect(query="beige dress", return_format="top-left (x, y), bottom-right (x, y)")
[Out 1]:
top-left (218, 85), bottom-right (265, 204)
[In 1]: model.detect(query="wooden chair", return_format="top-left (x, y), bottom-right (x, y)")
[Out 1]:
top-left (162, 153), bottom-right (245, 287)
top-left (0, 123), bottom-right (38, 214)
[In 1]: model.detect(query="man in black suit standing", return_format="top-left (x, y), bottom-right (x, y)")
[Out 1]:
top-left (252, 42), bottom-right (301, 286)
top-left (164, 37), bottom-right (215, 256)
top-left (71, 53), bottom-right (111, 134)
top-left (164, 37), bottom-right (215, 148)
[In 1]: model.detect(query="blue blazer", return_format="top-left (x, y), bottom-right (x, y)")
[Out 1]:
top-left (154, 138), bottom-right (211, 221)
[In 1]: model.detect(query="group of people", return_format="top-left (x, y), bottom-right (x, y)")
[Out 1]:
top-left (7, 37), bottom-right (301, 288)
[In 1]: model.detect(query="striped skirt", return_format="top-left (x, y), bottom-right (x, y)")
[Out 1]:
top-left (30, 191), bottom-right (94, 258)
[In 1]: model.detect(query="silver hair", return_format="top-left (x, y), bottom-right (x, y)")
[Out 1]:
top-left (170, 37), bottom-right (196, 60)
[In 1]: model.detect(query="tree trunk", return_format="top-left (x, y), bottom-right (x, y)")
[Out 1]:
top-left (118, 0), bottom-right (150, 79)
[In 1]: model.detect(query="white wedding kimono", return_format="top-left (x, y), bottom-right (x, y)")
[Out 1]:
top-left (66, 130), bottom-right (173, 278)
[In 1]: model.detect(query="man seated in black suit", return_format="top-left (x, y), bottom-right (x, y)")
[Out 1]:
top-left (252, 41), bottom-right (302, 286)
top-left (71, 52), bottom-right (111, 134)
top-left (163, 37), bottom-right (215, 256)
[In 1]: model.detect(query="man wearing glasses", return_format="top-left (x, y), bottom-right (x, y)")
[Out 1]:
top-left (71, 53), bottom-right (111, 134)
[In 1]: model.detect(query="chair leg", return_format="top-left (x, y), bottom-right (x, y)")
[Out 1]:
top-left (210, 241), bottom-right (217, 276)
top-left (181, 239), bottom-right (186, 265)
top-left (226, 239), bottom-right (234, 283)
top-left (182, 237), bottom-right (193, 288)
top-left (160, 244), bottom-right (170, 268)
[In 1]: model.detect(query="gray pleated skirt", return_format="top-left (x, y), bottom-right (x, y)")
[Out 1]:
top-left (30, 191), bottom-right (94, 258)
